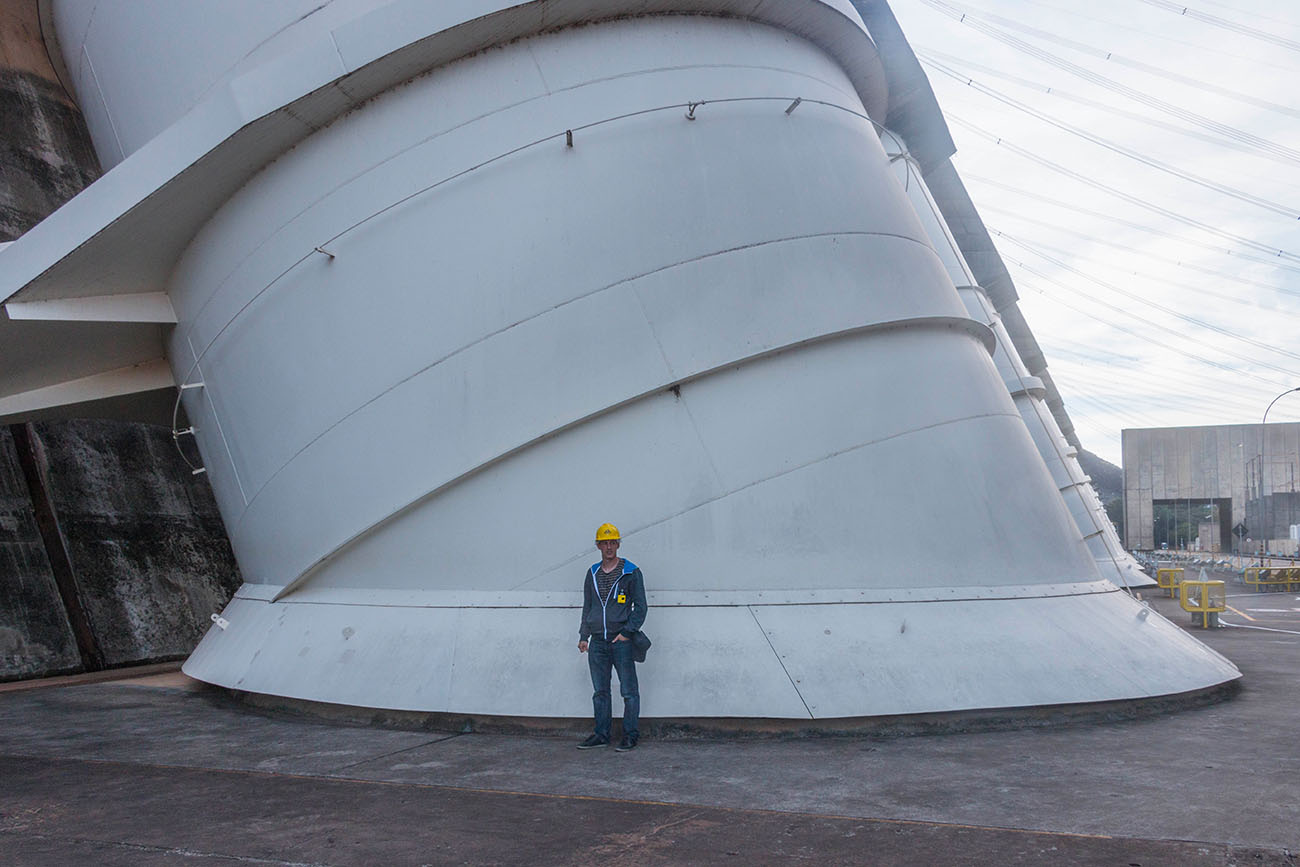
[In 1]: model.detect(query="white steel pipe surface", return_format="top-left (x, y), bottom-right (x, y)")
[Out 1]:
top-left (36, 0), bottom-right (1233, 718)
top-left (884, 146), bottom-right (1149, 589)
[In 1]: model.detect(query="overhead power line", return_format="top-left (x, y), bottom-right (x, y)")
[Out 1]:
top-left (1042, 357), bottom-right (1293, 418)
top-left (997, 232), bottom-right (1300, 367)
top-left (1180, 0), bottom-right (1300, 30)
top-left (918, 0), bottom-right (1300, 120)
top-left (918, 48), bottom-right (1300, 167)
top-left (1017, 285), bottom-right (1293, 392)
top-left (924, 58), bottom-right (1300, 217)
top-left (1137, 0), bottom-right (1300, 53)
top-left (918, 0), bottom-right (1300, 164)
top-left (1013, 0), bottom-right (1300, 71)
top-left (979, 204), bottom-right (1300, 300)
top-left (961, 173), bottom-right (1300, 276)
top-left (1006, 262), bottom-right (1300, 384)
top-left (948, 115), bottom-right (1300, 263)
top-left (1063, 392), bottom-right (1167, 431)
top-left (1060, 388), bottom-right (1266, 429)
top-left (1042, 347), bottom-right (1274, 402)
top-left (985, 224), bottom-right (1300, 310)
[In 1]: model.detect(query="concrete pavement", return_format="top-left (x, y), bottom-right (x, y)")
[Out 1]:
top-left (1, 573), bottom-right (1296, 865)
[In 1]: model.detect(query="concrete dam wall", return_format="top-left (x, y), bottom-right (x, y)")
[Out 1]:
top-left (0, 0), bottom-right (241, 681)
top-left (0, 420), bottom-right (241, 680)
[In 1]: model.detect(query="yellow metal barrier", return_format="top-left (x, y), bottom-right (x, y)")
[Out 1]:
top-left (1156, 567), bottom-right (1184, 598)
top-left (1180, 578), bottom-right (1226, 628)
top-left (1244, 567), bottom-right (1300, 592)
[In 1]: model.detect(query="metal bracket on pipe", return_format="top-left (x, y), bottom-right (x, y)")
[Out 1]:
top-left (172, 423), bottom-right (207, 476)
top-left (210, 613), bottom-right (229, 630)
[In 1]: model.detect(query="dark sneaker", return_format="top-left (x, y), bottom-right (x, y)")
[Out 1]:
top-left (577, 734), bottom-right (608, 750)
top-left (615, 735), bottom-right (638, 752)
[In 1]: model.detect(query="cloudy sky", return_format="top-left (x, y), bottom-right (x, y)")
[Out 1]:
top-left (886, 0), bottom-right (1300, 465)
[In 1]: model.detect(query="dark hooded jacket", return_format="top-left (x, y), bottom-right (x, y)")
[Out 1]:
top-left (578, 559), bottom-right (647, 642)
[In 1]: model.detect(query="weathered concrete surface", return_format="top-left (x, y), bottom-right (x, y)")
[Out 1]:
top-left (0, 427), bottom-right (79, 680)
top-left (0, 0), bottom-right (100, 241)
top-left (0, 752), bottom-right (1289, 867)
top-left (1123, 422), bottom-right (1300, 552)
top-left (0, 577), bottom-right (1296, 864)
top-left (0, 2), bottom-right (241, 680)
top-left (0, 661), bottom-right (181, 694)
top-left (31, 420), bottom-right (241, 666)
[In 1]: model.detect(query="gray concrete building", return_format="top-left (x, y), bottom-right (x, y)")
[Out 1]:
top-left (1122, 422), bottom-right (1300, 553)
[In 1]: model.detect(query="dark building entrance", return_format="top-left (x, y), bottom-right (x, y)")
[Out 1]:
top-left (1151, 498), bottom-right (1233, 552)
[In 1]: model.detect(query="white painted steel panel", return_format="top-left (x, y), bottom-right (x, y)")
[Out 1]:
top-left (758, 590), bottom-right (1235, 718)
top-left (30, 3), bottom-right (1227, 718)
top-left (49, 0), bottom-right (883, 168)
top-left (0, 360), bottom-right (173, 424)
top-left (298, 331), bottom-right (1090, 598)
top-left (165, 20), bottom-right (932, 592)
top-left (953, 283), bottom-right (1148, 589)
top-left (888, 148), bottom-right (1150, 590)
top-left (185, 586), bottom-right (1237, 718)
top-left (888, 153), bottom-right (978, 290)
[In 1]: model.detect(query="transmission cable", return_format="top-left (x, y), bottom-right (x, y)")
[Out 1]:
top-left (1054, 379), bottom-right (1268, 419)
top-left (1011, 0), bottom-right (1300, 70)
top-left (1176, 0), bottom-right (1300, 30)
top-left (1136, 0), bottom-right (1300, 53)
top-left (918, 48), bottom-right (1300, 166)
top-left (961, 172), bottom-right (1300, 275)
top-left (1032, 244), bottom-right (1300, 311)
top-left (1040, 359), bottom-right (1293, 418)
top-left (998, 233), bottom-right (1300, 366)
top-left (948, 115), bottom-right (1300, 263)
top-left (986, 226), bottom-right (1300, 312)
top-left (916, 0), bottom-right (1300, 120)
top-left (976, 203), bottom-right (1300, 300)
top-left (1015, 286), bottom-right (1295, 391)
top-left (1006, 263), bottom-right (1300, 383)
top-left (926, 59), bottom-right (1300, 217)
top-left (1040, 365), bottom-right (1281, 417)
top-left (1060, 392), bottom-right (1174, 431)
top-left (918, 0), bottom-right (1300, 163)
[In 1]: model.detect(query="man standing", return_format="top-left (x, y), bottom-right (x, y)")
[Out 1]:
top-left (577, 522), bottom-right (647, 751)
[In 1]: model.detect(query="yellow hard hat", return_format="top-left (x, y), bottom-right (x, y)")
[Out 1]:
top-left (595, 522), bottom-right (620, 542)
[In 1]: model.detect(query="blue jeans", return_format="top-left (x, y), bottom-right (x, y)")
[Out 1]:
top-left (588, 636), bottom-right (639, 740)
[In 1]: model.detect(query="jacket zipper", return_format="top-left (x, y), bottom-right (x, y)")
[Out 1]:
top-left (593, 567), bottom-right (624, 641)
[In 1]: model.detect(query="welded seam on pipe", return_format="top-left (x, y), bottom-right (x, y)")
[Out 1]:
top-left (178, 65), bottom-right (863, 341)
top-left (243, 581), bottom-right (1124, 609)
top-left (748, 605), bottom-right (815, 719)
top-left (272, 317), bottom-right (998, 601)
top-left (172, 95), bottom-right (904, 477)
top-left (231, 230), bottom-right (960, 523)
